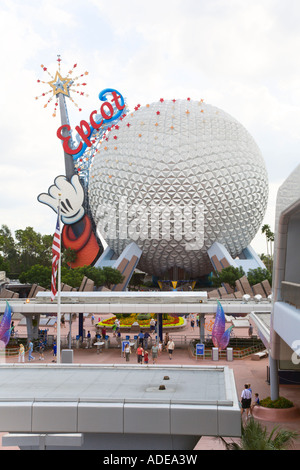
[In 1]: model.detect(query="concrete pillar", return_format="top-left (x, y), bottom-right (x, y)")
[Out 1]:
top-left (25, 314), bottom-right (40, 341)
top-left (269, 353), bottom-right (279, 401)
top-left (78, 313), bottom-right (84, 339)
top-left (158, 313), bottom-right (163, 343)
top-left (68, 315), bottom-right (72, 349)
top-left (199, 314), bottom-right (205, 343)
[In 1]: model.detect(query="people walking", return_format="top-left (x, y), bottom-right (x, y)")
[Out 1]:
top-left (18, 343), bottom-right (25, 363)
top-left (144, 331), bottom-right (150, 349)
top-left (86, 331), bottom-right (92, 349)
top-left (151, 342), bottom-right (159, 364)
top-left (167, 337), bottom-right (175, 359)
top-left (28, 340), bottom-right (35, 361)
top-left (240, 384), bottom-right (252, 419)
top-left (138, 330), bottom-right (144, 347)
top-left (52, 341), bottom-right (57, 363)
top-left (250, 393), bottom-right (260, 415)
top-left (164, 332), bottom-right (169, 351)
top-left (124, 342), bottom-right (131, 362)
top-left (150, 317), bottom-right (155, 334)
top-left (38, 340), bottom-right (45, 360)
top-left (136, 345), bottom-right (144, 364)
top-left (144, 350), bottom-right (149, 364)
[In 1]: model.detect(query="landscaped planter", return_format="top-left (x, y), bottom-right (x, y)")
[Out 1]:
top-left (98, 315), bottom-right (186, 329)
top-left (253, 405), bottom-right (300, 422)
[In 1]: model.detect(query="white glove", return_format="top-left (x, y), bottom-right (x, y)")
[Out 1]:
top-left (38, 175), bottom-right (85, 225)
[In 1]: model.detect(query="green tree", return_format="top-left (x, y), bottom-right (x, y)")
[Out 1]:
top-left (61, 266), bottom-right (86, 288)
top-left (211, 266), bottom-right (245, 290)
top-left (62, 247), bottom-right (77, 268)
top-left (19, 265), bottom-right (52, 289)
top-left (0, 225), bottom-right (18, 273)
top-left (77, 265), bottom-right (106, 287)
top-left (39, 234), bottom-right (53, 266)
top-left (0, 225), bottom-right (53, 274)
top-left (220, 417), bottom-right (298, 450)
top-left (129, 272), bottom-right (145, 288)
top-left (0, 254), bottom-right (10, 273)
top-left (247, 267), bottom-right (272, 287)
top-left (19, 264), bottom-right (124, 291)
top-left (15, 227), bottom-right (48, 271)
top-left (101, 266), bottom-right (124, 289)
top-left (261, 224), bottom-right (275, 266)
top-left (259, 253), bottom-right (273, 273)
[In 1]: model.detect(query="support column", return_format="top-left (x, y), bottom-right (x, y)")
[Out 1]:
top-left (158, 313), bottom-right (163, 343)
top-left (68, 314), bottom-right (72, 349)
top-left (269, 353), bottom-right (279, 401)
top-left (78, 313), bottom-right (84, 339)
top-left (25, 314), bottom-right (40, 341)
top-left (199, 314), bottom-right (205, 343)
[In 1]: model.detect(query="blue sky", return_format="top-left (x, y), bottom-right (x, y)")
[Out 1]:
top-left (0, 0), bottom-right (300, 255)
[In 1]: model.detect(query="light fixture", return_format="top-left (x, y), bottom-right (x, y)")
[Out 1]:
top-left (242, 294), bottom-right (251, 303)
top-left (254, 294), bottom-right (262, 303)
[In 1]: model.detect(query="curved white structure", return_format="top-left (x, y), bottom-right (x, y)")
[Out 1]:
top-left (89, 99), bottom-right (268, 278)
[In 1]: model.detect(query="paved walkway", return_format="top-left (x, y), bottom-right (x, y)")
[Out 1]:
top-left (1, 313), bottom-right (300, 450)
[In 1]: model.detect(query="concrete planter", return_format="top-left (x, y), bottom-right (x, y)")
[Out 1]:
top-left (253, 405), bottom-right (300, 422)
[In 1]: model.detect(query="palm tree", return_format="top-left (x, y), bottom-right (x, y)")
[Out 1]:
top-left (219, 418), bottom-right (298, 450)
top-left (261, 224), bottom-right (274, 271)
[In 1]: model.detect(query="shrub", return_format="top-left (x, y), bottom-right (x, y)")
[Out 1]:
top-left (137, 313), bottom-right (151, 321)
top-left (260, 396), bottom-right (294, 409)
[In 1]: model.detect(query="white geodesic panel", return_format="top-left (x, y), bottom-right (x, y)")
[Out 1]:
top-left (88, 99), bottom-right (268, 278)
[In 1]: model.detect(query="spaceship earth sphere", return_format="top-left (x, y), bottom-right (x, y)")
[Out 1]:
top-left (88, 99), bottom-right (268, 278)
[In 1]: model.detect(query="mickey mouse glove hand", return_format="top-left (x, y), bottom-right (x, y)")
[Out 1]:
top-left (38, 174), bottom-right (85, 225)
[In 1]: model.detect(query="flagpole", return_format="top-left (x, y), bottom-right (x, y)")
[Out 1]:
top-left (57, 194), bottom-right (62, 364)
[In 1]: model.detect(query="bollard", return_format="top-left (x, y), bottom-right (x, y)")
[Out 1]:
top-left (226, 347), bottom-right (233, 361)
top-left (212, 347), bottom-right (219, 361)
top-left (61, 349), bottom-right (73, 364)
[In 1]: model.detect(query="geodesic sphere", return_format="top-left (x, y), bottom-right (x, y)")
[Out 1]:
top-left (88, 99), bottom-right (268, 278)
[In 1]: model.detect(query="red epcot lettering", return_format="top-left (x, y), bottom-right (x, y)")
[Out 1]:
top-left (57, 124), bottom-right (83, 155)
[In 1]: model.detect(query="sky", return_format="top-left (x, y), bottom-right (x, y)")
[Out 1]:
top-left (0, 0), bottom-right (299, 256)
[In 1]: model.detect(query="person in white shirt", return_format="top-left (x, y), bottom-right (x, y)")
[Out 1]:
top-left (167, 338), bottom-right (175, 359)
top-left (240, 384), bottom-right (252, 418)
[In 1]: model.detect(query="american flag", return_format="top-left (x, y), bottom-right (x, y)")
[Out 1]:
top-left (51, 215), bottom-right (61, 301)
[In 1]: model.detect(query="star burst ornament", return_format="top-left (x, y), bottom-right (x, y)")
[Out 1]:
top-left (35, 55), bottom-right (89, 117)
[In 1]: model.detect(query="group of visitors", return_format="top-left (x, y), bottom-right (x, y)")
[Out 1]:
top-left (123, 341), bottom-right (159, 364)
top-left (136, 342), bottom-right (160, 364)
top-left (18, 340), bottom-right (57, 363)
top-left (240, 383), bottom-right (260, 418)
top-left (163, 332), bottom-right (175, 359)
top-left (122, 332), bottom-right (175, 364)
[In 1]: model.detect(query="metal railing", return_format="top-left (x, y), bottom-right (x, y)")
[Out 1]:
top-left (281, 281), bottom-right (300, 309)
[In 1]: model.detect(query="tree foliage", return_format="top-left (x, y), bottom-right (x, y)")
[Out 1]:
top-left (0, 224), bottom-right (124, 289)
top-left (0, 224), bottom-right (53, 274)
top-left (19, 264), bottom-right (124, 290)
top-left (211, 266), bottom-right (245, 290)
top-left (247, 267), bottom-right (272, 286)
top-left (220, 417), bottom-right (298, 450)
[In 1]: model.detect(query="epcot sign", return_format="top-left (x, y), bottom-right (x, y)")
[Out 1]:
top-left (56, 88), bottom-right (126, 158)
